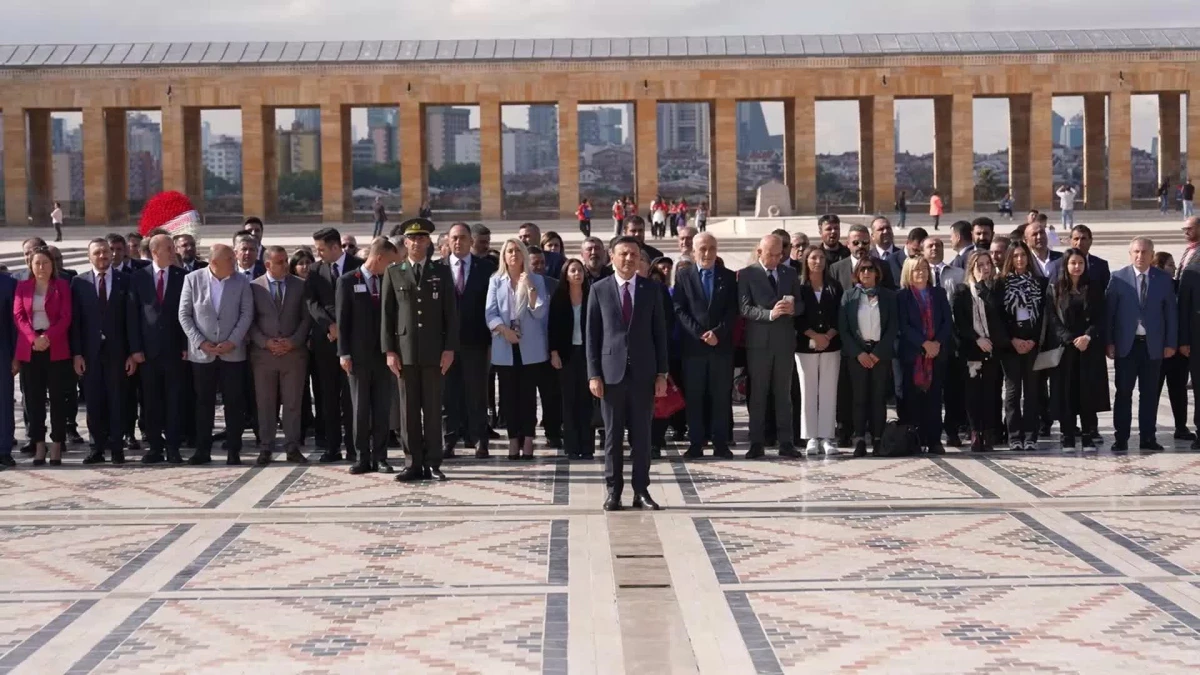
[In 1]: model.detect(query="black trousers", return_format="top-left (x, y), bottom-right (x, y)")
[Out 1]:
top-left (558, 345), bottom-right (595, 456)
top-left (1000, 351), bottom-right (1041, 440)
top-left (443, 345), bottom-right (490, 449)
top-left (964, 357), bottom-right (1001, 439)
top-left (140, 353), bottom-right (185, 452)
top-left (1113, 340), bottom-right (1162, 444)
top-left (21, 352), bottom-right (71, 444)
top-left (578, 219), bottom-right (591, 237)
top-left (684, 352), bottom-right (734, 449)
top-left (401, 366), bottom-right (444, 469)
top-left (181, 361), bottom-right (197, 443)
top-left (537, 361), bottom-right (563, 442)
top-left (82, 352), bottom-right (126, 452)
top-left (193, 359), bottom-right (247, 456)
top-left (847, 356), bottom-right (890, 442)
top-left (348, 355), bottom-right (392, 462)
top-left (313, 346), bottom-right (354, 452)
top-left (601, 366), bottom-right (652, 494)
top-left (943, 355), bottom-right (967, 433)
top-left (901, 362), bottom-right (945, 447)
top-left (1158, 352), bottom-right (1190, 432)
top-left (497, 352), bottom-right (539, 441)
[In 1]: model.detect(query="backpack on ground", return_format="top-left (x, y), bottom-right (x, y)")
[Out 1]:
top-left (876, 422), bottom-right (922, 457)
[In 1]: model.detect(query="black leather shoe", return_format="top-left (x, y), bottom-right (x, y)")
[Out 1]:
top-left (779, 444), bottom-right (803, 459)
top-left (927, 442), bottom-right (946, 455)
top-left (387, 432), bottom-right (402, 448)
top-left (650, 446), bottom-right (662, 459)
top-left (226, 451), bottom-right (242, 466)
top-left (429, 467), bottom-right (447, 481)
top-left (111, 450), bottom-right (126, 465)
top-left (349, 462), bottom-right (374, 475)
top-left (632, 491), bottom-right (662, 510)
top-left (124, 437), bottom-right (140, 451)
top-left (475, 446), bottom-right (490, 459)
top-left (944, 433), bottom-right (962, 448)
top-left (318, 451), bottom-right (342, 464)
top-left (0, 456), bottom-right (15, 468)
top-left (745, 444), bottom-right (765, 460)
top-left (285, 450), bottom-right (308, 464)
top-left (187, 453), bottom-right (212, 465)
top-left (603, 492), bottom-right (623, 511)
top-left (487, 428), bottom-right (502, 440)
top-left (141, 451), bottom-right (164, 465)
top-left (1112, 440), bottom-right (1129, 452)
top-left (1192, 438), bottom-right (1200, 450)
top-left (683, 445), bottom-right (704, 459)
top-left (395, 467), bottom-right (424, 482)
top-left (256, 451), bottom-right (273, 467)
top-left (82, 451), bottom-right (105, 465)
top-left (836, 433), bottom-right (852, 448)
top-left (1175, 428), bottom-right (1196, 441)
top-left (19, 443), bottom-right (35, 455)
top-left (853, 439), bottom-right (867, 457)
top-left (166, 449), bottom-right (184, 465)
top-left (32, 458), bottom-right (46, 467)
top-left (713, 446), bottom-right (734, 459)
top-left (66, 430), bottom-right (85, 445)
top-left (1062, 434), bottom-right (1076, 449)
top-left (422, 466), bottom-right (433, 480)
top-left (1139, 440), bottom-right (1166, 451)
top-left (443, 445), bottom-right (457, 459)
top-left (548, 437), bottom-right (563, 450)
top-left (377, 459), bottom-right (394, 474)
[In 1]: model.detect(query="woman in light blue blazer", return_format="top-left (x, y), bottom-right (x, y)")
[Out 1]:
top-left (486, 238), bottom-right (550, 459)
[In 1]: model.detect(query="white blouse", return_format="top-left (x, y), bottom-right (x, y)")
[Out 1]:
top-left (857, 295), bottom-right (881, 342)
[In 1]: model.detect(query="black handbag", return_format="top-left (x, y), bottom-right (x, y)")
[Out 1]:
top-left (876, 422), bottom-right (922, 457)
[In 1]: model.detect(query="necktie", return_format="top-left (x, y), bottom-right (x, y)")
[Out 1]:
top-left (272, 280), bottom-right (283, 307)
top-left (415, 263), bottom-right (423, 286)
top-left (621, 282), bottom-right (633, 326)
top-left (332, 262), bottom-right (340, 280)
top-left (156, 270), bottom-right (165, 304)
top-left (370, 275), bottom-right (380, 306)
top-left (456, 260), bottom-right (466, 295)
top-left (767, 270), bottom-right (778, 294)
top-left (935, 267), bottom-right (942, 287)
top-left (702, 269), bottom-right (713, 301)
top-left (1139, 272), bottom-right (1148, 308)
top-left (98, 272), bottom-right (108, 313)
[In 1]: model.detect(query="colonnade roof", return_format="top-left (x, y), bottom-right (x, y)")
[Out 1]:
top-left (1, 28), bottom-right (1199, 69)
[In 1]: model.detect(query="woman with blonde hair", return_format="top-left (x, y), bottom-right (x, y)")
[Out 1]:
top-left (485, 238), bottom-right (550, 459)
top-left (896, 255), bottom-right (952, 453)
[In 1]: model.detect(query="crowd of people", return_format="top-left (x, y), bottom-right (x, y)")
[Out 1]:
top-left (1, 203), bottom-right (1198, 508)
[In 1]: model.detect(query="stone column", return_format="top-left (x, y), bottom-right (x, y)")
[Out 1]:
top-left (83, 107), bottom-right (124, 226)
top-left (163, 105), bottom-right (204, 211)
top-left (398, 100), bottom-right (425, 218)
top-left (1028, 91), bottom-right (1053, 211)
top-left (1082, 93), bottom-right (1108, 210)
top-left (557, 100), bottom-right (580, 219)
top-left (479, 98), bottom-right (502, 220)
top-left (1008, 95), bottom-right (1031, 212)
top-left (183, 108), bottom-right (203, 211)
top-left (241, 103), bottom-right (276, 220)
top-left (786, 96), bottom-right (816, 214)
top-left (320, 103), bottom-right (351, 223)
top-left (1108, 89), bottom-right (1132, 210)
top-left (634, 99), bottom-right (658, 211)
top-left (3, 108), bottom-right (27, 224)
top-left (933, 96), bottom-right (953, 207)
top-left (1189, 91), bottom-right (1200, 190)
top-left (105, 110), bottom-right (129, 224)
top-left (27, 110), bottom-right (53, 224)
top-left (951, 94), bottom-right (974, 212)
top-left (1158, 92), bottom-right (1182, 186)
top-left (860, 95), bottom-right (894, 215)
top-left (712, 98), bottom-right (738, 216)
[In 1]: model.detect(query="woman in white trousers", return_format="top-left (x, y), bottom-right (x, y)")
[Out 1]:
top-left (793, 247), bottom-right (844, 456)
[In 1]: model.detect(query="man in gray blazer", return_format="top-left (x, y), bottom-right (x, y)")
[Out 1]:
top-left (178, 243), bottom-right (254, 465)
top-left (739, 233), bottom-right (801, 459)
top-left (248, 245), bottom-right (311, 466)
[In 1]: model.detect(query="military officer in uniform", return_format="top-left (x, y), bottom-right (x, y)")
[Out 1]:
top-left (382, 219), bottom-right (459, 482)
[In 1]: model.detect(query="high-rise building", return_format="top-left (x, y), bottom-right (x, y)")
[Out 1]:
top-left (1062, 113), bottom-right (1084, 149)
top-left (737, 101), bottom-right (772, 154)
top-left (528, 105), bottom-right (557, 139)
top-left (1050, 111), bottom-right (1066, 149)
top-left (367, 108), bottom-right (398, 129)
top-left (202, 121), bottom-right (212, 151)
top-left (294, 109), bottom-right (321, 132)
top-left (352, 138), bottom-right (376, 166)
top-left (657, 102), bottom-right (711, 154)
top-left (203, 135), bottom-right (243, 184)
top-left (127, 113), bottom-right (163, 161)
top-left (579, 110), bottom-right (601, 147)
top-left (51, 117), bottom-right (66, 153)
top-left (454, 128), bottom-right (538, 175)
top-left (276, 121), bottom-right (321, 174)
top-left (426, 106), bottom-right (472, 169)
top-left (894, 112), bottom-right (901, 151)
top-left (596, 107), bottom-right (624, 145)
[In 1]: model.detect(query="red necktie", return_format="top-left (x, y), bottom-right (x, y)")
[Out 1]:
top-left (621, 282), bottom-right (633, 327)
top-left (156, 270), bottom-right (165, 305)
top-left (98, 272), bottom-right (108, 313)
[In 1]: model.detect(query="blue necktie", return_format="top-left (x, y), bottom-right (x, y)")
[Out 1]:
top-left (702, 269), bottom-right (713, 301)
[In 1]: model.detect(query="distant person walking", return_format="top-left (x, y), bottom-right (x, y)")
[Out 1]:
top-left (50, 202), bottom-right (63, 243)
top-left (612, 198), bottom-right (625, 236)
top-left (372, 197), bottom-right (387, 238)
top-left (929, 191), bottom-right (944, 231)
top-left (1056, 184), bottom-right (1078, 229)
top-left (896, 191), bottom-right (908, 229)
top-left (1184, 179), bottom-right (1195, 219)
top-left (576, 198), bottom-right (592, 238)
top-left (1157, 180), bottom-right (1171, 216)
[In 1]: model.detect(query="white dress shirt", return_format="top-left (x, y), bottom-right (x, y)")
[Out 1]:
top-left (207, 268), bottom-right (229, 313)
top-left (332, 251), bottom-right (348, 277)
top-left (613, 272), bottom-right (636, 313)
top-left (1033, 250), bottom-right (1052, 278)
top-left (449, 253), bottom-right (471, 285)
top-left (858, 295), bottom-right (882, 342)
top-left (266, 273), bottom-right (287, 302)
top-left (92, 267), bottom-right (113, 298)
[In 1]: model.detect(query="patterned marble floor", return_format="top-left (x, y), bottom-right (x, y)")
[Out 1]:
top-left (1, 405), bottom-right (1199, 674)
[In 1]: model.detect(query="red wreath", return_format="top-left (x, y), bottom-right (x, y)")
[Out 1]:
top-left (138, 191), bottom-right (197, 236)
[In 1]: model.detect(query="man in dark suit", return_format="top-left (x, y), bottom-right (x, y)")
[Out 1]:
top-left (70, 238), bottom-right (134, 464)
top-left (831, 225), bottom-right (897, 291)
top-left (529, 246), bottom-right (564, 448)
top-left (621, 216), bottom-right (664, 261)
top-left (517, 222), bottom-right (564, 280)
top-left (740, 233), bottom-right (802, 459)
top-left (128, 234), bottom-right (188, 464)
top-left (107, 233), bottom-right (152, 274)
top-left (587, 235), bottom-right (669, 511)
top-left (1046, 224), bottom-right (1111, 291)
top-left (0, 272), bottom-right (16, 469)
top-left (248, 246), bottom-right (312, 466)
top-left (174, 233), bottom-right (207, 272)
top-left (105, 233), bottom-right (148, 451)
top-left (338, 238), bottom-right (399, 475)
top-left (441, 223), bottom-right (497, 458)
top-left (1107, 237), bottom-right (1177, 451)
top-left (234, 232), bottom-right (267, 280)
top-left (674, 232), bottom-right (738, 459)
top-left (244, 217), bottom-right (268, 263)
top-left (950, 217), bottom-right (996, 270)
top-left (383, 218), bottom-right (459, 483)
top-left (1026, 216), bottom-right (1063, 279)
top-left (1176, 217), bottom-right (1200, 449)
top-left (306, 227), bottom-right (364, 463)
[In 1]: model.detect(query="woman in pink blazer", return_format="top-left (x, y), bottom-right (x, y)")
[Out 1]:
top-left (14, 247), bottom-right (73, 465)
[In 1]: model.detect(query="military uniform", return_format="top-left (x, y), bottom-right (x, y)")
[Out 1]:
top-left (382, 220), bottom-right (459, 477)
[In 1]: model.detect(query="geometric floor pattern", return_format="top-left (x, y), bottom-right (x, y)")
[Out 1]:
top-left (3, 405), bottom-right (1200, 673)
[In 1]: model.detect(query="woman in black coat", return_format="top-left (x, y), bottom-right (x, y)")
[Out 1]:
top-left (996, 241), bottom-right (1049, 451)
top-left (1048, 248), bottom-right (1110, 448)
top-left (838, 257), bottom-right (898, 457)
top-left (548, 259), bottom-right (594, 459)
top-left (951, 250), bottom-right (1010, 452)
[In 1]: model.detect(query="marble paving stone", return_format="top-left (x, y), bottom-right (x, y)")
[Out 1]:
top-left (728, 583), bottom-right (1200, 674)
top-left (0, 524), bottom-right (189, 593)
top-left (1071, 509), bottom-right (1200, 576)
top-left (0, 600), bottom-right (93, 672)
top-left (675, 457), bottom-right (993, 505)
top-left (257, 461), bottom-right (570, 509)
top-left (980, 454), bottom-right (1200, 498)
top-left (70, 594), bottom-right (567, 675)
top-left (164, 520), bottom-right (569, 591)
top-left (0, 467), bottom-right (258, 511)
top-left (698, 512), bottom-right (1116, 584)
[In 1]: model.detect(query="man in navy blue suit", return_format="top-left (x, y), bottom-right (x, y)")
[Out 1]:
top-left (1046, 225), bottom-right (1110, 291)
top-left (71, 239), bottom-right (136, 465)
top-left (587, 236), bottom-right (669, 511)
top-left (0, 272), bottom-right (15, 468)
top-left (1106, 237), bottom-right (1177, 451)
